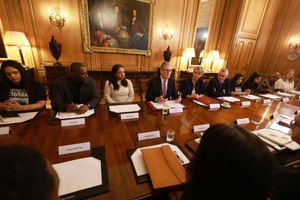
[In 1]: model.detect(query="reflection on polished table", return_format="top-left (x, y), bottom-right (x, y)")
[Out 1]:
top-left (0, 97), bottom-right (300, 200)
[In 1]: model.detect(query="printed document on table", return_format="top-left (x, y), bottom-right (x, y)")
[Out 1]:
top-left (217, 96), bottom-right (241, 102)
top-left (277, 92), bottom-right (294, 97)
top-left (131, 143), bottom-right (190, 176)
top-left (150, 101), bottom-right (185, 109)
top-left (55, 109), bottom-right (95, 119)
top-left (259, 94), bottom-right (282, 100)
top-left (0, 112), bottom-right (38, 125)
top-left (109, 104), bottom-right (141, 113)
top-left (53, 157), bottom-right (102, 196)
top-left (239, 94), bottom-right (261, 100)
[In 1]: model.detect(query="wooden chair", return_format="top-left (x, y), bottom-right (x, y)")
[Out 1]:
top-left (139, 78), bottom-right (151, 101)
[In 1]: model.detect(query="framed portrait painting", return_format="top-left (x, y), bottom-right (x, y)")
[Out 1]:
top-left (0, 18), bottom-right (8, 60)
top-left (80, 0), bottom-right (154, 56)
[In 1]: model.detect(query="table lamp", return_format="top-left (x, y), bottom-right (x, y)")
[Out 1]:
top-left (4, 31), bottom-right (30, 65)
top-left (207, 50), bottom-right (220, 71)
top-left (183, 48), bottom-right (195, 70)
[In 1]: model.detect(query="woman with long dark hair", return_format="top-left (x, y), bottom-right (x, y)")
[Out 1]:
top-left (242, 72), bottom-right (262, 94)
top-left (181, 124), bottom-right (274, 200)
top-left (0, 60), bottom-right (46, 112)
top-left (230, 73), bottom-right (249, 95)
top-left (104, 64), bottom-right (134, 104)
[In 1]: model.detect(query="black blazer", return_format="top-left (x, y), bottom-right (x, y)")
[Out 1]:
top-left (242, 80), bottom-right (259, 94)
top-left (207, 77), bottom-right (231, 97)
top-left (145, 76), bottom-right (178, 101)
top-left (180, 78), bottom-right (206, 98)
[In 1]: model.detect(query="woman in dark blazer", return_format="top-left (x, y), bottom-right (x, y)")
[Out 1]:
top-left (180, 66), bottom-right (206, 98)
top-left (242, 72), bottom-right (262, 94)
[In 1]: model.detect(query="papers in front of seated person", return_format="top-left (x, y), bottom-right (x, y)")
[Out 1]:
top-left (269, 121), bottom-right (291, 135)
top-left (53, 157), bottom-right (102, 196)
top-left (217, 96), bottom-right (241, 102)
top-left (131, 143), bottom-right (190, 176)
top-left (55, 108), bottom-right (95, 120)
top-left (150, 101), bottom-right (185, 110)
top-left (276, 92), bottom-right (295, 97)
top-left (109, 104), bottom-right (141, 113)
top-left (0, 111), bottom-right (38, 125)
top-left (239, 94), bottom-right (261, 100)
top-left (259, 94), bottom-right (282, 100)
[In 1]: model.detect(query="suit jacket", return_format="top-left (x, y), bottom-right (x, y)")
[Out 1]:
top-left (180, 78), bottom-right (206, 98)
top-left (207, 77), bottom-right (231, 97)
top-left (51, 75), bottom-right (100, 111)
top-left (145, 76), bottom-right (178, 101)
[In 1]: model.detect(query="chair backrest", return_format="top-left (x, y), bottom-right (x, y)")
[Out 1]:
top-left (139, 78), bottom-right (151, 101)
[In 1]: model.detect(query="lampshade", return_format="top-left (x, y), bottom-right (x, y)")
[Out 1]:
top-left (183, 48), bottom-right (195, 57)
top-left (4, 31), bottom-right (30, 47)
top-left (207, 50), bottom-right (220, 59)
top-left (199, 50), bottom-right (204, 58)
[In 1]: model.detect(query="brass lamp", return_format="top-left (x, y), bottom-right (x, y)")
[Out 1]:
top-left (183, 48), bottom-right (195, 70)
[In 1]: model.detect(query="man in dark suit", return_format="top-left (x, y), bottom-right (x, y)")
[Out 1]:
top-left (207, 68), bottom-right (230, 97)
top-left (146, 61), bottom-right (181, 103)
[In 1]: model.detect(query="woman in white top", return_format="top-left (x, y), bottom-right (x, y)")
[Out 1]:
top-left (104, 64), bottom-right (134, 104)
top-left (274, 69), bottom-right (300, 95)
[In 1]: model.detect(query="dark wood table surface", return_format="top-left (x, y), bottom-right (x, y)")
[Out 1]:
top-left (0, 96), bottom-right (300, 200)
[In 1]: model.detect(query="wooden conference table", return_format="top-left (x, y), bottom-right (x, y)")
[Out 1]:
top-left (0, 96), bottom-right (300, 200)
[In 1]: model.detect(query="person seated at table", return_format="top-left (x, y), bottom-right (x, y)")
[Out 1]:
top-left (206, 68), bottom-right (230, 97)
top-left (0, 145), bottom-right (59, 200)
top-left (274, 69), bottom-right (300, 95)
top-left (181, 124), bottom-right (274, 200)
top-left (258, 72), bottom-right (281, 93)
top-left (242, 72), bottom-right (262, 94)
top-left (179, 66), bottom-right (206, 99)
top-left (0, 60), bottom-right (46, 112)
top-left (145, 61), bottom-right (181, 103)
top-left (51, 62), bottom-right (100, 114)
top-left (271, 114), bottom-right (300, 200)
top-left (104, 64), bottom-right (134, 104)
top-left (230, 73), bottom-right (249, 95)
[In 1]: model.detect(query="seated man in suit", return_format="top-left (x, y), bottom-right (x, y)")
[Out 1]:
top-left (51, 62), bottom-right (100, 114)
top-left (0, 145), bottom-right (59, 200)
top-left (207, 68), bottom-right (230, 97)
top-left (145, 61), bottom-right (181, 103)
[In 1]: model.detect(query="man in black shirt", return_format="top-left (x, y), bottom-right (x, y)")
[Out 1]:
top-left (51, 62), bottom-right (100, 113)
top-left (207, 68), bottom-right (230, 97)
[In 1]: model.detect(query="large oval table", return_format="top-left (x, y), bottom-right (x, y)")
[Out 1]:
top-left (1, 96), bottom-right (299, 200)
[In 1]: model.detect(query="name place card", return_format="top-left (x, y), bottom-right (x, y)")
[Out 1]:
top-left (270, 111), bottom-right (278, 120)
top-left (58, 142), bottom-right (91, 155)
top-left (193, 124), bottom-right (210, 132)
top-left (0, 127), bottom-right (9, 135)
top-left (138, 130), bottom-right (160, 141)
top-left (236, 118), bottom-right (250, 125)
top-left (121, 112), bottom-right (139, 120)
top-left (299, 96), bottom-right (300, 100)
top-left (241, 101), bottom-right (251, 106)
top-left (296, 110), bottom-right (300, 115)
top-left (209, 104), bottom-right (220, 109)
top-left (61, 118), bottom-right (85, 127)
top-left (282, 97), bottom-right (289, 102)
top-left (263, 99), bottom-right (271, 104)
top-left (169, 108), bottom-right (183, 114)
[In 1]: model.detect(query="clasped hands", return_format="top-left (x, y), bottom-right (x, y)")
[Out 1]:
top-left (66, 104), bottom-right (89, 114)
top-left (0, 100), bottom-right (24, 112)
top-left (157, 93), bottom-right (182, 103)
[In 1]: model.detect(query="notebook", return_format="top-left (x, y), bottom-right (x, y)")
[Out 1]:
top-left (196, 96), bottom-right (219, 106)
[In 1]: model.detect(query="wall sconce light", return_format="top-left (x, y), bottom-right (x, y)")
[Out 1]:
top-left (4, 31), bottom-right (30, 65)
top-left (48, 7), bottom-right (67, 30)
top-left (183, 48), bottom-right (195, 70)
top-left (159, 24), bottom-right (174, 40)
top-left (289, 39), bottom-right (300, 51)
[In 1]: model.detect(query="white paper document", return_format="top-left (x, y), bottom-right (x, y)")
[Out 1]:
top-left (55, 109), bottom-right (95, 120)
top-left (217, 96), bottom-right (241, 102)
top-left (0, 112), bottom-right (38, 125)
top-left (150, 101), bottom-right (185, 109)
top-left (259, 94), bottom-right (282, 100)
top-left (53, 157), bottom-right (102, 196)
top-left (252, 129), bottom-right (286, 151)
top-left (239, 95), bottom-right (261, 100)
top-left (277, 92), bottom-right (294, 97)
top-left (109, 104), bottom-right (141, 113)
top-left (256, 128), bottom-right (292, 146)
top-left (269, 122), bottom-right (291, 135)
top-left (131, 143), bottom-right (190, 176)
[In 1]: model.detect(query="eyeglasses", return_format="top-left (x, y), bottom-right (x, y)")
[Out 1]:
top-left (162, 69), bottom-right (172, 73)
top-left (290, 120), bottom-right (300, 129)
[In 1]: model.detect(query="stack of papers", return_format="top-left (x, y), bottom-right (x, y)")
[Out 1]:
top-left (239, 95), bottom-right (261, 100)
top-left (257, 128), bottom-right (292, 146)
top-left (55, 109), bottom-right (95, 119)
top-left (0, 112), bottom-right (38, 125)
top-left (277, 92), bottom-right (294, 97)
top-left (150, 101), bottom-right (185, 110)
top-left (259, 94), bottom-right (282, 100)
top-left (109, 104), bottom-right (141, 113)
top-left (217, 96), bottom-right (241, 102)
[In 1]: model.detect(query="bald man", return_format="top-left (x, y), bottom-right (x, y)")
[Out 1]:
top-left (51, 62), bottom-right (100, 114)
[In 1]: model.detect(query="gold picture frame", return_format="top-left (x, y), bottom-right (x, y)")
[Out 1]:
top-left (79, 0), bottom-right (153, 56)
top-left (0, 18), bottom-right (8, 60)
